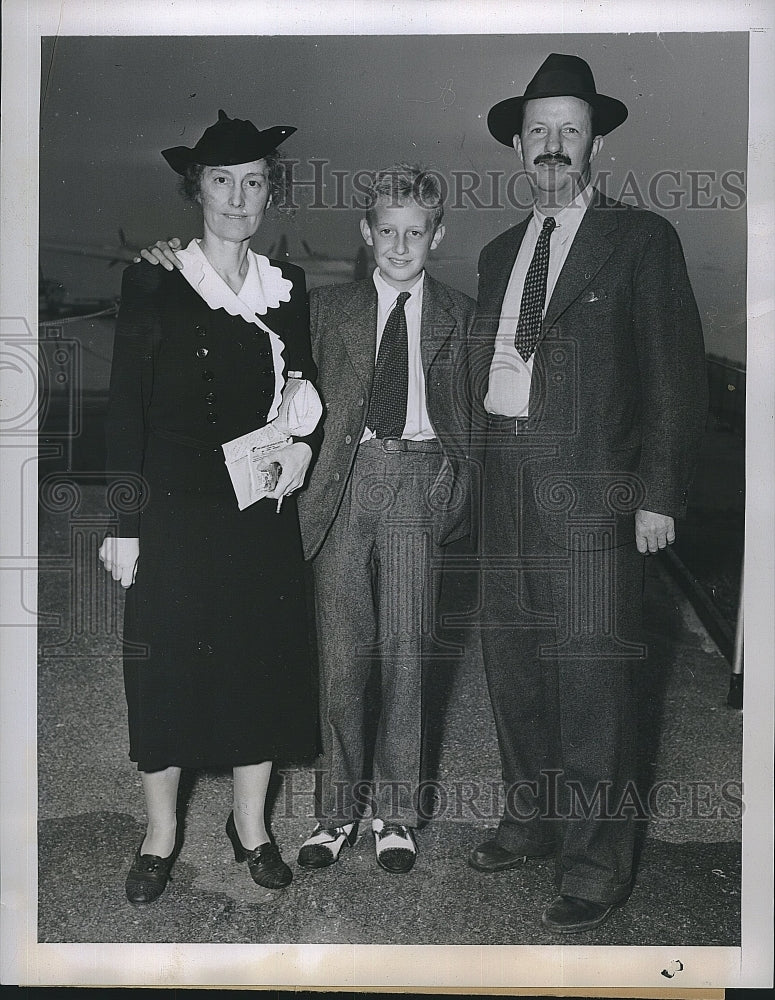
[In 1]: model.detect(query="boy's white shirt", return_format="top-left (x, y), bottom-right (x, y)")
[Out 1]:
top-left (361, 267), bottom-right (436, 442)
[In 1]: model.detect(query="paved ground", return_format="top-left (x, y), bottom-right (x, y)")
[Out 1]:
top-left (36, 484), bottom-right (743, 947)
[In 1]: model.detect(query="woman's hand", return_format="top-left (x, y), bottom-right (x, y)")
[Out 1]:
top-left (99, 536), bottom-right (140, 588)
top-left (136, 238), bottom-right (183, 271)
top-left (266, 442), bottom-right (313, 510)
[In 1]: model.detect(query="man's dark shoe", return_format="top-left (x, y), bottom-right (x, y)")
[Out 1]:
top-left (541, 894), bottom-right (620, 933)
top-left (468, 839), bottom-right (528, 872)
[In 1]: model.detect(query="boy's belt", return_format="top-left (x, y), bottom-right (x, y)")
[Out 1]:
top-left (360, 437), bottom-right (441, 453)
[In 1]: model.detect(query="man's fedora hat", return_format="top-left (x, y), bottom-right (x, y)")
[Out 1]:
top-left (487, 53), bottom-right (628, 146)
top-left (162, 110), bottom-right (296, 174)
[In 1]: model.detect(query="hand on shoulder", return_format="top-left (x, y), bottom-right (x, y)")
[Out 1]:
top-left (134, 237), bottom-right (183, 271)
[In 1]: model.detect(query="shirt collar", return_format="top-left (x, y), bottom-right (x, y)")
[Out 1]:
top-left (532, 183), bottom-right (595, 245)
top-left (372, 267), bottom-right (425, 308)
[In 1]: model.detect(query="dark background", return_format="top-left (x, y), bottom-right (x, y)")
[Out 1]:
top-left (39, 32), bottom-right (748, 362)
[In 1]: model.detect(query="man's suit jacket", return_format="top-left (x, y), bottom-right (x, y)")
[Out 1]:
top-left (472, 189), bottom-right (708, 548)
top-left (297, 272), bottom-right (476, 560)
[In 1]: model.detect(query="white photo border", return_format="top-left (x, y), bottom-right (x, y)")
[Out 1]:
top-left (1, 0), bottom-right (773, 990)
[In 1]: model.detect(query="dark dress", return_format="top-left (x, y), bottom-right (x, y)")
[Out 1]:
top-left (105, 258), bottom-right (321, 771)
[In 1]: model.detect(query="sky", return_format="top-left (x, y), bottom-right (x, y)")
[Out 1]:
top-left (39, 32), bottom-right (749, 361)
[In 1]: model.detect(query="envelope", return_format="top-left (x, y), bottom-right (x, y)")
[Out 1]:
top-left (221, 377), bottom-right (323, 510)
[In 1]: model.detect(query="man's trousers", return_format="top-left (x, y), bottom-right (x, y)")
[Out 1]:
top-left (479, 417), bottom-right (646, 905)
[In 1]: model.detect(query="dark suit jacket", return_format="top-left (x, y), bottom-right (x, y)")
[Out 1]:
top-left (106, 259), bottom-right (320, 535)
top-left (297, 273), bottom-right (477, 560)
top-left (472, 190), bottom-right (708, 548)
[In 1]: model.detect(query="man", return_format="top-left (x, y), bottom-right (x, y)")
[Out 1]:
top-left (468, 54), bottom-right (708, 931)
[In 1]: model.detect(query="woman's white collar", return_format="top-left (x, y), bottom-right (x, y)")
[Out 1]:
top-left (176, 239), bottom-right (293, 320)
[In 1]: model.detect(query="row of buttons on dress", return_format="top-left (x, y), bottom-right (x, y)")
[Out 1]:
top-left (195, 318), bottom-right (277, 426)
top-left (195, 323), bottom-right (220, 424)
top-left (253, 316), bottom-right (275, 412)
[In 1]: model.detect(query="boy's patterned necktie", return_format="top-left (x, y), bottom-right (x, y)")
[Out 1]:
top-left (367, 290), bottom-right (411, 438)
top-left (514, 216), bottom-right (556, 362)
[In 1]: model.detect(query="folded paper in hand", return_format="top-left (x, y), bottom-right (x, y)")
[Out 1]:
top-left (221, 377), bottom-right (322, 510)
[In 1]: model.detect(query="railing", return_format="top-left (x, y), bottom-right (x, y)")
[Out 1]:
top-left (664, 352), bottom-right (745, 691)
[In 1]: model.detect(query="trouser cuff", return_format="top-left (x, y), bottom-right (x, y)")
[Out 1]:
top-left (559, 874), bottom-right (632, 906)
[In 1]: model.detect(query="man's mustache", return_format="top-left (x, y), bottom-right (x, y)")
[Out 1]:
top-left (533, 153), bottom-right (572, 166)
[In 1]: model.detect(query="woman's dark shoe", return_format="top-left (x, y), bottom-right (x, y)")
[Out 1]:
top-left (125, 837), bottom-right (180, 905)
top-left (226, 811), bottom-right (292, 889)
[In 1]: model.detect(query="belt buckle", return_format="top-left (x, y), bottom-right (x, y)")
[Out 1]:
top-left (381, 438), bottom-right (404, 452)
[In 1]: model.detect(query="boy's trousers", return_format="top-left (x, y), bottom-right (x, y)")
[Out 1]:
top-left (312, 437), bottom-right (446, 828)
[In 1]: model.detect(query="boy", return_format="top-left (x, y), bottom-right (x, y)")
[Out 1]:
top-left (296, 165), bottom-right (475, 873)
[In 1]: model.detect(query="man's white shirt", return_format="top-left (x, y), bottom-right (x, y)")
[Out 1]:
top-left (485, 183), bottom-right (595, 419)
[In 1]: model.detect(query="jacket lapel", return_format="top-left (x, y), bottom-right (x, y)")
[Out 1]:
top-left (420, 272), bottom-right (457, 375)
top-left (542, 191), bottom-right (621, 331)
top-left (334, 280), bottom-right (378, 390)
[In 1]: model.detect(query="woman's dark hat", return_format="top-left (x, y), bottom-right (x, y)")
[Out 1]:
top-left (487, 53), bottom-right (628, 146)
top-left (161, 110), bottom-right (296, 174)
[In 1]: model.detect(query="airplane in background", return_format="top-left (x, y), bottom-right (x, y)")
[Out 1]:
top-left (265, 234), bottom-right (371, 287)
top-left (41, 228), bottom-right (140, 269)
top-left (39, 228), bottom-right (465, 318)
top-left (39, 229), bottom-right (139, 319)
top-left (42, 229), bottom-right (370, 294)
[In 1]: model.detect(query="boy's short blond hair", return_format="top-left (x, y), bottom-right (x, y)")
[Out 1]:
top-left (365, 163), bottom-right (444, 230)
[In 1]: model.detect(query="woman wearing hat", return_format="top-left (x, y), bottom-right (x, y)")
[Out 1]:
top-left (99, 111), bottom-right (320, 903)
